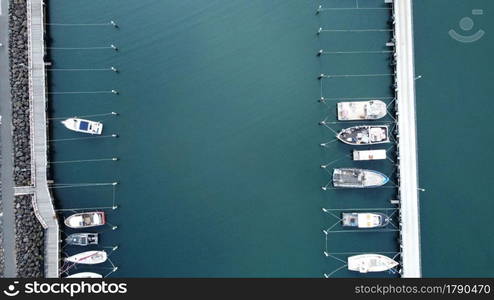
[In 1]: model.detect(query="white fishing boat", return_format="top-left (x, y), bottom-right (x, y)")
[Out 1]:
top-left (65, 233), bottom-right (99, 246)
top-left (348, 254), bottom-right (399, 273)
top-left (66, 272), bottom-right (103, 278)
top-left (64, 211), bottom-right (105, 229)
top-left (353, 149), bottom-right (387, 161)
top-left (337, 125), bottom-right (390, 145)
top-left (337, 100), bottom-right (387, 121)
top-left (341, 213), bottom-right (390, 228)
top-left (65, 250), bottom-right (107, 265)
top-left (332, 168), bottom-right (389, 188)
top-left (61, 118), bottom-right (103, 135)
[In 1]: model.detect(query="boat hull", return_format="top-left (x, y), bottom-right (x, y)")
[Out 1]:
top-left (65, 233), bottom-right (99, 246)
top-left (332, 168), bottom-right (389, 188)
top-left (66, 272), bottom-right (103, 278)
top-left (64, 212), bottom-right (106, 229)
top-left (352, 149), bottom-right (387, 161)
top-left (348, 254), bottom-right (399, 273)
top-left (61, 118), bottom-right (103, 135)
top-left (65, 250), bottom-right (107, 265)
top-left (342, 213), bottom-right (390, 228)
top-left (337, 125), bottom-right (390, 146)
top-left (337, 100), bottom-right (387, 121)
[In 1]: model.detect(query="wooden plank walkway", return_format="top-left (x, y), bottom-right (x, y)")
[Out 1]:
top-left (393, 0), bottom-right (422, 277)
top-left (26, 0), bottom-right (60, 278)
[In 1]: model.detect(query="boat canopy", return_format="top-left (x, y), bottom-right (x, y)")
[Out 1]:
top-left (79, 121), bottom-right (89, 131)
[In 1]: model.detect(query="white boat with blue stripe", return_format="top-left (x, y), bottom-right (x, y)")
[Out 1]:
top-left (332, 168), bottom-right (389, 188)
top-left (61, 118), bottom-right (103, 135)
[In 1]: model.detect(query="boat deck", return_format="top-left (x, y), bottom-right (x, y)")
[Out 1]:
top-left (338, 102), bottom-right (368, 120)
top-left (333, 169), bottom-right (362, 186)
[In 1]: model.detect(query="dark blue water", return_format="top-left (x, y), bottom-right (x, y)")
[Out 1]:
top-left (414, 0), bottom-right (494, 277)
top-left (48, 0), bottom-right (399, 277)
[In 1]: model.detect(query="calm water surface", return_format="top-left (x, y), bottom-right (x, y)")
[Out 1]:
top-left (47, 0), bottom-right (487, 277)
top-left (414, 0), bottom-right (494, 277)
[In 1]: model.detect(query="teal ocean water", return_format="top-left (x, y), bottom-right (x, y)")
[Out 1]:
top-left (47, 0), bottom-right (494, 278)
top-left (48, 0), bottom-right (398, 278)
top-left (48, 0), bottom-right (328, 277)
top-left (414, 0), bottom-right (494, 277)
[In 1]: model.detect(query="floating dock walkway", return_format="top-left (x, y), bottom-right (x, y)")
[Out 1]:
top-left (26, 0), bottom-right (60, 278)
top-left (392, 0), bottom-right (422, 277)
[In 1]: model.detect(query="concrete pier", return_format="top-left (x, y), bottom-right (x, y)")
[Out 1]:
top-left (393, 0), bottom-right (422, 277)
top-left (26, 0), bottom-right (60, 278)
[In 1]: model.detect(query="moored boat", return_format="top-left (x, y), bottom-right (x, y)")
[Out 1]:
top-left (337, 125), bottom-right (390, 145)
top-left (65, 250), bottom-right (107, 265)
top-left (66, 272), bottom-right (103, 278)
top-left (332, 168), bottom-right (388, 188)
top-left (348, 254), bottom-right (399, 273)
top-left (341, 212), bottom-right (390, 228)
top-left (337, 100), bottom-right (387, 121)
top-left (61, 118), bottom-right (103, 135)
top-left (65, 233), bottom-right (99, 246)
top-left (64, 212), bottom-right (105, 229)
top-left (352, 149), bottom-right (387, 161)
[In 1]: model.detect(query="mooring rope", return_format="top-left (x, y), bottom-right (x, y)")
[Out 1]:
top-left (49, 134), bottom-right (118, 142)
top-left (48, 46), bottom-right (112, 50)
top-left (321, 50), bottom-right (393, 54)
top-left (47, 68), bottom-right (116, 72)
top-left (49, 158), bottom-right (118, 164)
top-left (48, 90), bottom-right (118, 95)
top-left (49, 112), bottom-right (117, 120)
top-left (46, 22), bottom-right (116, 26)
